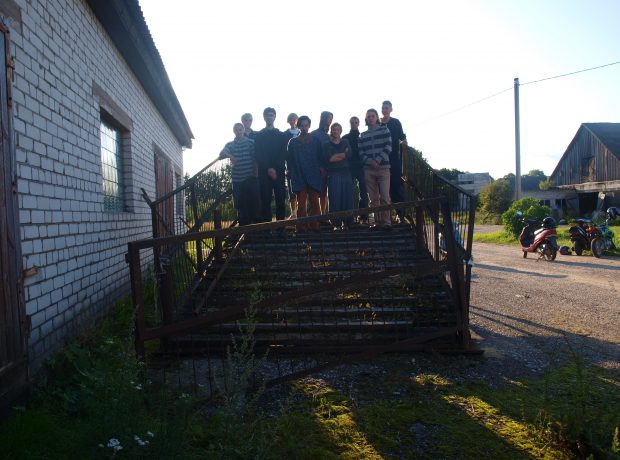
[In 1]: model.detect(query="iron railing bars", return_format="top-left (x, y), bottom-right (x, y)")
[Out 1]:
top-left (150, 158), bottom-right (221, 208)
top-left (440, 200), bottom-right (467, 348)
top-left (192, 234), bottom-right (245, 315)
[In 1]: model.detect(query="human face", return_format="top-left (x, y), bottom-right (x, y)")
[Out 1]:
top-left (366, 110), bottom-right (378, 127)
top-left (288, 117), bottom-right (298, 129)
top-left (264, 111), bottom-right (276, 127)
top-left (299, 119), bottom-right (311, 135)
top-left (233, 123), bottom-right (245, 139)
top-left (350, 118), bottom-right (360, 130)
top-left (324, 114), bottom-right (333, 129)
top-left (242, 116), bottom-right (253, 130)
top-left (330, 125), bottom-right (342, 138)
top-left (381, 104), bottom-right (392, 118)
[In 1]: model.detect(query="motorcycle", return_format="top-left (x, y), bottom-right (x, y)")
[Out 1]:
top-left (518, 213), bottom-right (558, 261)
top-left (570, 207), bottom-right (619, 258)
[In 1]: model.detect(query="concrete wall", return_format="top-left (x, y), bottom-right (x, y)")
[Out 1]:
top-left (4, 0), bottom-right (184, 369)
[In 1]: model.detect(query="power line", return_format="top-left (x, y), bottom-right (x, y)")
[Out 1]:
top-left (412, 60), bottom-right (620, 127)
top-left (412, 86), bottom-right (512, 126)
top-left (520, 60), bottom-right (620, 86)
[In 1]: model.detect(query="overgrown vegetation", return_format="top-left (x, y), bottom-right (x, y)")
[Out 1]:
top-left (502, 197), bottom-right (552, 238)
top-left (1, 292), bottom-right (619, 459)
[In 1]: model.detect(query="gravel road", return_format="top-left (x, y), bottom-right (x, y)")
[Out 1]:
top-left (469, 241), bottom-right (620, 378)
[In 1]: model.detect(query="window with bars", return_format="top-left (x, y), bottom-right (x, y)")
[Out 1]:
top-left (100, 119), bottom-right (126, 212)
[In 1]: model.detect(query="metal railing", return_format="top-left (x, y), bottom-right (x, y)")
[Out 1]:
top-left (129, 147), bottom-right (476, 397)
top-left (140, 159), bottom-right (236, 320)
top-left (402, 146), bottom-right (475, 307)
top-left (128, 199), bottom-right (469, 397)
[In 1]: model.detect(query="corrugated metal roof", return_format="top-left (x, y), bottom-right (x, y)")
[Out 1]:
top-left (583, 123), bottom-right (620, 160)
top-left (85, 0), bottom-right (193, 148)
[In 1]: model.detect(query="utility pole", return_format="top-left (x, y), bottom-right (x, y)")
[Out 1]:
top-left (514, 77), bottom-right (521, 201)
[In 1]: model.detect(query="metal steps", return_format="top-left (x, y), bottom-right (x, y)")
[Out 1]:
top-left (168, 223), bottom-right (457, 353)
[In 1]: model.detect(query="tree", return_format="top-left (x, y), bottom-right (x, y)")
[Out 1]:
top-left (538, 177), bottom-right (553, 191)
top-left (501, 170), bottom-right (548, 191)
top-left (436, 168), bottom-right (464, 183)
top-left (479, 179), bottom-right (512, 215)
top-left (522, 169), bottom-right (547, 191)
top-left (502, 198), bottom-right (551, 238)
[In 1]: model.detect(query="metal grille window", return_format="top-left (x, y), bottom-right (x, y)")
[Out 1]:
top-left (100, 119), bottom-right (125, 212)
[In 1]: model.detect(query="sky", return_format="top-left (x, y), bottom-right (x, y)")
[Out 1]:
top-left (139, 0), bottom-right (620, 180)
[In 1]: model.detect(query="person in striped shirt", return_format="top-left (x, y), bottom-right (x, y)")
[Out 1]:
top-left (358, 108), bottom-right (392, 229)
top-left (219, 123), bottom-right (260, 225)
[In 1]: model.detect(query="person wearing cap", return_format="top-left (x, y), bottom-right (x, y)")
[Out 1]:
top-left (255, 107), bottom-right (288, 222)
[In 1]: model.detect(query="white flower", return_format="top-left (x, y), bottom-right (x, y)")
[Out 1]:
top-left (107, 438), bottom-right (123, 451)
top-left (134, 435), bottom-right (150, 446)
top-left (146, 431), bottom-right (155, 438)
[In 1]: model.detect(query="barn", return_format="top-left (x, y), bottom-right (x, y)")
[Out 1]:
top-left (550, 123), bottom-right (620, 215)
top-left (0, 0), bottom-right (192, 407)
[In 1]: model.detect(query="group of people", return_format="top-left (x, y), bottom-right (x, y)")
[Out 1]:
top-left (218, 102), bottom-right (408, 231)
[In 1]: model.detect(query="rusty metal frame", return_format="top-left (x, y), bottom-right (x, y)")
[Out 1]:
top-left (128, 196), bottom-right (469, 354)
top-left (128, 147), bottom-right (476, 391)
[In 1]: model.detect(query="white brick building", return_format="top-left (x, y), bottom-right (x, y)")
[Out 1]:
top-left (0, 0), bottom-right (192, 398)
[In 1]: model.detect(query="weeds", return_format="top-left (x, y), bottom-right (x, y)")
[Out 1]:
top-left (534, 339), bottom-right (620, 458)
top-left (1, 282), bottom-right (618, 459)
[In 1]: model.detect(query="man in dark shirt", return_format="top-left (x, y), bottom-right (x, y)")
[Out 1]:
top-left (342, 116), bottom-right (368, 213)
top-left (381, 100), bottom-right (408, 221)
top-left (254, 107), bottom-right (287, 222)
top-left (311, 111), bottom-right (333, 215)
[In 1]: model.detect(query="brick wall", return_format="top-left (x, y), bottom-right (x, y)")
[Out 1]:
top-left (7, 0), bottom-right (184, 369)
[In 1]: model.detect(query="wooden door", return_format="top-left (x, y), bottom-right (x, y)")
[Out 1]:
top-left (0, 23), bottom-right (28, 410)
top-left (154, 151), bottom-right (174, 236)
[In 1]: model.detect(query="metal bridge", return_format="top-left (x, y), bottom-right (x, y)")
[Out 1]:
top-left (128, 148), bottom-right (476, 397)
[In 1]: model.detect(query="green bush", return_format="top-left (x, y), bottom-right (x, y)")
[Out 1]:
top-left (502, 198), bottom-right (551, 238)
top-left (479, 179), bottom-right (512, 215)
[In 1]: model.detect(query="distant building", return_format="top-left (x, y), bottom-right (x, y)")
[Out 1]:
top-left (457, 172), bottom-right (492, 195)
top-left (550, 123), bottom-right (620, 215)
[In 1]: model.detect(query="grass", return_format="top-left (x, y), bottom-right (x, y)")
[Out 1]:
top-left (2, 296), bottom-right (619, 459)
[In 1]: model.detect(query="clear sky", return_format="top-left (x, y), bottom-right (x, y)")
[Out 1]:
top-left (139, 0), bottom-right (620, 180)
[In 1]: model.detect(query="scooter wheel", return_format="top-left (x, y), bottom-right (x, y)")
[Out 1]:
top-left (591, 237), bottom-right (604, 258)
top-left (522, 251), bottom-right (527, 258)
top-left (573, 239), bottom-right (584, 256)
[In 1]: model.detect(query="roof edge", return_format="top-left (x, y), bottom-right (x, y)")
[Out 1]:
top-left (85, 0), bottom-right (193, 148)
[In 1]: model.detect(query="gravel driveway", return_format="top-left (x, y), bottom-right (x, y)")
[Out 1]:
top-left (469, 241), bottom-right (620, 378)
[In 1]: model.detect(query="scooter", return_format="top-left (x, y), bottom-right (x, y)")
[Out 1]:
top-left (518, 214), bottom-right (558, 261)
top-left (570, 206), bottom-right (619, 258)
top-left (568, 218), bottom-right (595, 256)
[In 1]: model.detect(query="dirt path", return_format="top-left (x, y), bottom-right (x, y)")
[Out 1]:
top-left (469, 241), bottom-right (620, 376)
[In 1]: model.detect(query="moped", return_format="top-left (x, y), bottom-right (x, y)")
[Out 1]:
top-left (518, 214), bottom-right (558, 261)
top-left (569, 207), bottom-right (619, 257)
